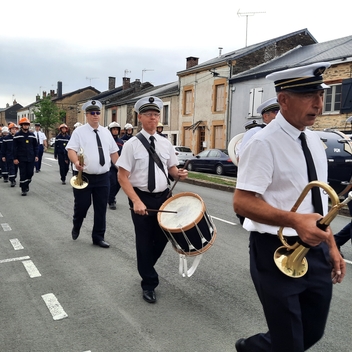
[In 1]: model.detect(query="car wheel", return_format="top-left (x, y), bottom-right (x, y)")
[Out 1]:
top-left (187, 162), bottom-right (193, 171)
top-left (215, 164), bottom-right (224, 175)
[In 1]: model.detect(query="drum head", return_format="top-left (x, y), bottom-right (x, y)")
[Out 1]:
top-left (158, 192), bottom-right (205, 233)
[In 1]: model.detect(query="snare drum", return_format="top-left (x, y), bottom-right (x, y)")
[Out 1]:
top-left (157, 192), bottom-right (216, 256)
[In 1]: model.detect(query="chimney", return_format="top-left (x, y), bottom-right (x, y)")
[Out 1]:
top-left (57, 81), bottom-right (62, 98)
top-left (50, 90), bottom-right (55, 96)
top-left (13, 99), bottom-right (17, 105)
top-left (108, 77), bottom-right (116, 90)
top-left (36, 94), bottom-right (40, 101)
top-left (123, 77), bottom-right (131, 90)
top-left (43, 91), bottom-right (47, 98)
top-left (134, 79), bottom-right (141, 92)
top-left (186, 56), bottom-right (199, 69)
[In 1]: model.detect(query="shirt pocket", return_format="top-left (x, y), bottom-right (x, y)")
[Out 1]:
top-left (134, 151), bottom-right (149, 170)
top-left (159, 151), bottom-right (170, 165)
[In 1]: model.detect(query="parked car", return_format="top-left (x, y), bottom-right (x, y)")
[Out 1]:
top-left (173, 146), bottom-right (194, 167)
top-left (187, 148), bottom-right (237, 176)
top-left (49, 137), bottom-right (55, 147)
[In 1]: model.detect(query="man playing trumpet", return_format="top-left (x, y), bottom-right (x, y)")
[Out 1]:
top-left (233, 62), bottom-right (345, 352)
top-left (66, 100), bottom-right (119, 248)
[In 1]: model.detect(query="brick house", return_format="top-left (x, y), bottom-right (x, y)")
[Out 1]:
top-left (0, 100), bottom-right (23, 126)
top-left (176, 29), bottom-right (317, 154)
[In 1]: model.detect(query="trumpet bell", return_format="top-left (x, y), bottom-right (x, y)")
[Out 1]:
top-left (274, 245), bottom-right (309, 278)
top-left (227, 133), bottom-right (244, 166)
top-left (70, 175), bottom-right (88, 189)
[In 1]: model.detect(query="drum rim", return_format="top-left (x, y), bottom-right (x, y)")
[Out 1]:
top-left (158, 192), bottom-right (206, 233)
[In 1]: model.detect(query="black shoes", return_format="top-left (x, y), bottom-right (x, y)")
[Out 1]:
top-left (235, 338), bottom-right (246, 352)
top-left (93, 240), bottom-right (110, 248)
top-left (10, 180), bottom-right (16, 187)
top-left (4, 179), bottom-right (8, 183)
top-left (21, 190), bottom-right (27, 196)
top-left (109, 202), bottom-right (116, 210)
top-left (72, 227), bottom-right (80, 240)
top-left (143, 290), bottom-right (156, 303)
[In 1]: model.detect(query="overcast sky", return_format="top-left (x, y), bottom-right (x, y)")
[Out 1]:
top-left (1, 0), bottom-right (351, 108)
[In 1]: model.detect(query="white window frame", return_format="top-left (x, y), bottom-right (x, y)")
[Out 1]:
top-left (323, 84), bottom-right (342, 114)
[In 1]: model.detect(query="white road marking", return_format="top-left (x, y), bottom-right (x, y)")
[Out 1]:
top-left (41, 293), bottom-right (68, 320)
top-left (22, 260), bottom-right (41, 278)
top-left (1, 223), bottom-right (12, 231)
top-left (211, 216), bottom-right (237, 226)
top-left (345, 259), bottom-right (352, 265)
top-left (10, 238), bottom-right (24, 250)
top-left (44, 158), bottom-right (56, 162)
top-left (42, 161), bottom-right (53, 166)
top-left (0, 212), bottom-right (3, 217)
top-left (0, 256), bottom-right (30, 264)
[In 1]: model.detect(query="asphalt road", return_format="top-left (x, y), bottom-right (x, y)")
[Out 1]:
top-left (0, 153), bottom-right (351, 352)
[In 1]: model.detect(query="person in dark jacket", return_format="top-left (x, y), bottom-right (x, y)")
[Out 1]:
top-left (1, 123), bottom-right (18, 187)
top-left (107, 122), bottom-right (124, 209)
top-left (54, 124), bottom-right (71, 184)
top-left (121, 123), bottom-right (134, 142)
top-left (13, 118), bottom-right (38, 196)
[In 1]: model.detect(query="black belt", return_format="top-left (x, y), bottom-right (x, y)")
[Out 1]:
top-left (134, 187), bottom-right (168, 198)
top-left (251, 231), bottom-right (299, 245)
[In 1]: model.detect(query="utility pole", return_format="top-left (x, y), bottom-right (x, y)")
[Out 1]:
top-left (142, 69), bottom-right (154, 83)
top-left (237, 9), bottom-right (265, 47)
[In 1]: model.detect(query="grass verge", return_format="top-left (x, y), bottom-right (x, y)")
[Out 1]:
top-left (187, 171), bottom-right (236, 187)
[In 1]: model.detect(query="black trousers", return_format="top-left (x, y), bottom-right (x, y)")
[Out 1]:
top-left (108, 166), bottom-right (121, 204)
top-left (245, 232), bottom-right (332, 352)
top-left (129, 188), bottom-right (169, 291)
top-left (35, 144), bottom-right (44, 171)
top-left (72, 172), bottom-right (109, 242)
top-left (18, 161), bottom-right (35, 191)
top-left (57, 154), bottom-right (69, 182)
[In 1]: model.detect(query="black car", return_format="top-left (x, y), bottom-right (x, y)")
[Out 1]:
top-left (187, 149), bottom-right (237, 176)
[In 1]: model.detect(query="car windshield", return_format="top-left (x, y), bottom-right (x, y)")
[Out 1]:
top-left (176, 147), bottom-right (192, 152)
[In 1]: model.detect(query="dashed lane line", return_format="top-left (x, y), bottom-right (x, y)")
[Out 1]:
top-left (41, 293), bottom-right (68, 320)
top-left (10, 238), bottom-right (24, 250)
top-left (1, 223), bottom-right (12, 231)
top-left (211, 216), bottom-right (237, 226)
top-left (22, 260), bottom-right (41, 278)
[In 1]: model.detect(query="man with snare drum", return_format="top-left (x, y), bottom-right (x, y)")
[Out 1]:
top-left (117, 96), bottom-right (187, 304)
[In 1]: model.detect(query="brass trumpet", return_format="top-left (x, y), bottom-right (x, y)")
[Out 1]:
top-left (70, 148), bottom-right (88, 189)
top-left (274, 181), bottom-right (352, 278)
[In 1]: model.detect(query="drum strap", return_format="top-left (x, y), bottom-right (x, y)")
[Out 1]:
top-left (136, 133), bottom-right (171, 185)
top-left (179, 254), bottom-right (203, 277)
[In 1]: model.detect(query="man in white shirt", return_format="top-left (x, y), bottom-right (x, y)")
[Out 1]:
top-left (117, 96), bottom-right (188, 303)
top-left (233, 62), bottom-right (345, 352)
top-left (66, 100), bottom-right (119, 248)
top-left (34, 123), bottom-right (47, 173)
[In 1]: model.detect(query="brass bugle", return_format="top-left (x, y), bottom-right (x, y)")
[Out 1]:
top-left (70, 148), bottom-right (88, 189)
top-left (274, 181), bottom-right (352, 278)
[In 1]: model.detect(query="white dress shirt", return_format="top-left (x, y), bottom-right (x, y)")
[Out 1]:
top-left (236, 112), bottom-right (328, 236)
top-left (66, 123), bottom-right (119, 174)
top-left (116, 129), bottom-right (178, 192)
top-left (35, 130), bottom-right (47, 145)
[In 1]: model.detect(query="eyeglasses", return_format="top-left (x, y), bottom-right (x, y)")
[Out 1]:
top-left (141, 112), bottom-right (160, 118)
top-left (88, 111), bottom-right (101, 116)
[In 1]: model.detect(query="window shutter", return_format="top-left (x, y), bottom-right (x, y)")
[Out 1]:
top-left (340, 78), bottom-right (352, 114)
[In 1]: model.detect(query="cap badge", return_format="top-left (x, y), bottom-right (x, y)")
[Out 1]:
top-left (313, 67), bottom-right (326, 76)
top-left (149, 97), bottom-right (154, 103)
top-left (91, 100), bottom-right (96, 105)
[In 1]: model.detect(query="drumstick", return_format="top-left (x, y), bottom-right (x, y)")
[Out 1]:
top-left (167, 160), bottom-right (190, 198)
top-left (129, 207), bottom-right (177, 214)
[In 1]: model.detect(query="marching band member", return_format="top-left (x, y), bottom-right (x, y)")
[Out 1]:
top-left (117, 96), bottom-right (187, 303)
top-left (233, 62), bottom-right (344, 352)
top-left (54, 124), bottom-right (71, 185)
top-left (66, 100), bottom-right (119, 248)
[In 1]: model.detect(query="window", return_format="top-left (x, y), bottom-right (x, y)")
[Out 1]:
top-left (183, 87), bottom-right (194, 115)
top-left (248, 88), bottom-right (263, 118)
top-left (324, 84), bottom-right (342, 113)
top-left (212, 79), bottom-right (227, 113)
top-left (163, 104), bottom-right (169, 125)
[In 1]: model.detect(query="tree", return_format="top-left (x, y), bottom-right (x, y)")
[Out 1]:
top-left (33, 95), bottom-right (65, 138)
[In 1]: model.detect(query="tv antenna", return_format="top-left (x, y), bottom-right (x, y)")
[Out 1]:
top-left (86, 77), bottom-right (98, 85)
top-left (142, 69), bottom-right (154, 83)
top-left (237, 9), bottom-right (266, 47)
top-left (124, 69), bottom-right (131, 77)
